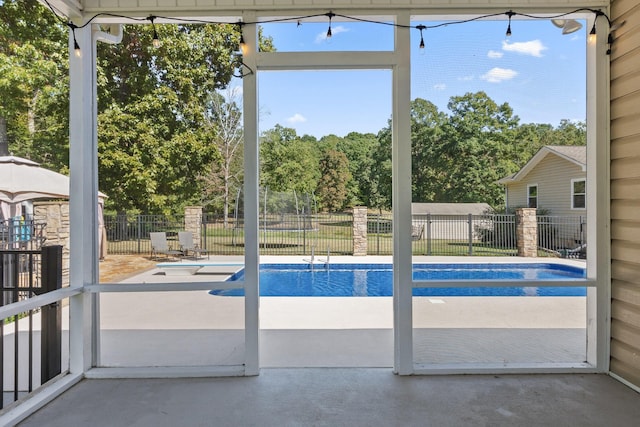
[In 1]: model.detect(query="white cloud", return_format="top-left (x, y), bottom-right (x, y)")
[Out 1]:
top-left (286, 113), bottom-right (307, 124)
top-left (487, 50), bottom-right (503, 59)
top-left (433, 83), bottom-right (446, 91)
top-left (458, 75), bottom-right (474, 81)
top-left (315, 25), bottom-right (349, 43)
top-left (502, 40), bottom-right (547, 57)
top-left (481, 67), bottom-right (518, 83)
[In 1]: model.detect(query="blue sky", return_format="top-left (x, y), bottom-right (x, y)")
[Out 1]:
top-left (248, 17), bottom-right (586, 139)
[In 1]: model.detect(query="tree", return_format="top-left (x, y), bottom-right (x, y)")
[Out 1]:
top-left (316, 149), bottom-right (351, 212)
top-left (0, 0), bottom-right (67, 164)
top-left (409, 99), bottom-right (448, 202)
top-left (551, 119), bottom-right (586, 146)
top-left (260, 125), bottom-right (320, 194)
top-left (199, 88), bottom-right (244, 227)
top-left (338, 132), bottom-right (379, 206)
top-left (436, 91), bottom-right (521, 208)
top-left (95, 22), bottom-right (272, 213)
top-left (368, 126), bottom-right (392, 211)
top-left (98, 90), bottom-right (219, 214)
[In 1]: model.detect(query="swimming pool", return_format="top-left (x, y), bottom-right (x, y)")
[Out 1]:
top-left (211, 263), bottom-right (587, 297)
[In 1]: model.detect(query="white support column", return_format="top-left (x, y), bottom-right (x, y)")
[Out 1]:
top-left (242, 12), bottom-right (260, 376)
top-left (393, 12), bottom-right (413, 375)
top-left (68, 23), bottom-right (100, 374)
top-left (586, 12), bottom-right (611, 372)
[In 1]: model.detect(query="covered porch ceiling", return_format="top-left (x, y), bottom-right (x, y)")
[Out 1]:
top-left (43, 0), bottom-right (611, 18)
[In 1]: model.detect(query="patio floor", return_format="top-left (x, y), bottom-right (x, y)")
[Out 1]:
top-left (13, 256), bottom-right (630, 426)
top-left (18, 369), bottom-right (640, 426)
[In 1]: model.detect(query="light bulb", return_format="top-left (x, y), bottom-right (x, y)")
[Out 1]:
top-left (326, 12), bottom-right (335, 42)
top-left (417, 25), bottom-right (426, 54)
top-left (149, 16), bottom-right (161, 49)
top-left (505, 11), bottom-right (515, 39)
top-left (588, 24), bottom-right (597, 44)
top-left (73, 39), bottom-right (81, 57)
top-left (239, 35), bottom-right (247, 55)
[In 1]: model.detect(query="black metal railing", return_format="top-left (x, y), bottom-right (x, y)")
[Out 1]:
top-left (537, 215), bottom-right (586, 258)
top-left (102, 212), bottom-right (587, 257)
top-left (104, 214), bottom-right (185, 255)
top-left (1, 246), bottom-right (62, 409)
top-left (410, 214), bottom-right (518, 256)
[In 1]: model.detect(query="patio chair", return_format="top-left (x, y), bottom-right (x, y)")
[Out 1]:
top-left (411, 224), bottom-right (424, 241)
top-left (149, 232), bottom-right (183, 260)
top-left (178, 231), bottom-right (209, 260)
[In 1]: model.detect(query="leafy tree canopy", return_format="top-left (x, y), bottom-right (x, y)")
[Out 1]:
top-left (0, 0), bottom-right (67, 167)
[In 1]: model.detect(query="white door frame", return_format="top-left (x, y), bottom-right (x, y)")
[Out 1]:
top-left (242, 12), bottom-right (414, 374)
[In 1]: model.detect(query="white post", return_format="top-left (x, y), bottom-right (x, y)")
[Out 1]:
top-left (393, 12), bottom-right (413, 375)
top-left (242, 12), bottom-right (260, 376)
top-left (586, 13), bottom-right (611, 372)
top-left (68, 23), bottom-right (100, 374)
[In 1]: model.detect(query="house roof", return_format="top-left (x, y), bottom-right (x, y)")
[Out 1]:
top-left (498, 145), bottom-right (586, 185)
top-left (412, 203), bottom-right (492, 215)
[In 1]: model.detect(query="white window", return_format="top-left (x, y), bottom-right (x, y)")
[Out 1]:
top-left (572, 178), bottom-right (586, 209)
top-left (527, 184), bottom-right (538, 208)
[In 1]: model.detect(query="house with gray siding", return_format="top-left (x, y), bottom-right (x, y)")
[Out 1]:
top-left (499, 146), bottom-right (586, 215)
top-left (499, 145), bottom-right (587, 248)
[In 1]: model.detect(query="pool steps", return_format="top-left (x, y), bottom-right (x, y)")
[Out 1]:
top-left (303, 246), bottom-right (330, 270)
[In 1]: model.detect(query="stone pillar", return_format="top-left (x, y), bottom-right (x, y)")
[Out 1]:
top-left (34, 201), bottom-right (70, 287)
top-left (352, 206), bottom-right (368, 256)
top-left (184, 206), bottom-right (203, 247)
top-left (516, 207), bottom-right (537, 258)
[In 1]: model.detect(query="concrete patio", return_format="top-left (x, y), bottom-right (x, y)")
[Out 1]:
top-left (94, 256), bottom-right (588, 367)
top-left (13, 256), bottom-right (633, 426)
top-left (18, 369), bottom-right (640, 426)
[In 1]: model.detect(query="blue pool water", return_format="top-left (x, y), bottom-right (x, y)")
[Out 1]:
top-left (210, 263), bottom-right (587, 297)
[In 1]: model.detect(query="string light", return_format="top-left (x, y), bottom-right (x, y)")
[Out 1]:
top-left (505, 11), bottom-right (515, 37)
top-left (417, 25), bottom-right (426, 50)
top-left (149, 16), bottom-right (161, 48)
top-left (41, 0), bottom-right (618, 68)
top-left (588, 22), bottom-right (597, 44)
top-left (237, 22), bottom-right (247, 55)
top-left (69, 23), bottom-right (81, 57)
top-left (326, 12), bottom-right (335, 40)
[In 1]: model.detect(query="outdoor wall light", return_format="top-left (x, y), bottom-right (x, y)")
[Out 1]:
top-left (551, 19), bottom-right (583, 35)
